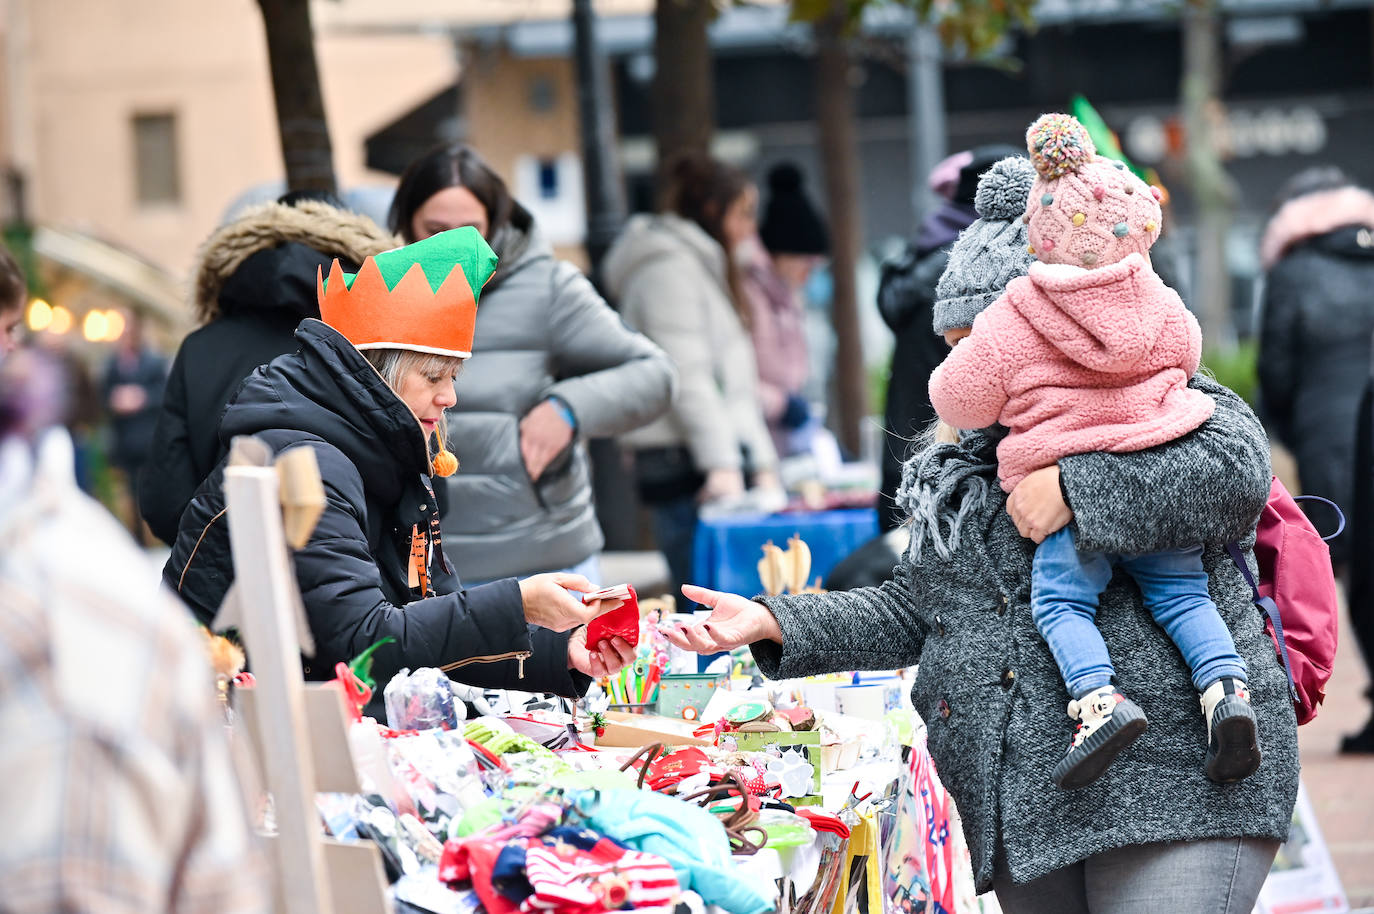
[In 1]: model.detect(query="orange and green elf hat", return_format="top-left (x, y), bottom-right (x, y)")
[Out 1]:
top-left (317, 227), bottom-right (499, 360)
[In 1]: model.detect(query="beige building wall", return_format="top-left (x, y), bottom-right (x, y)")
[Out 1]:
top-left (9, 0), bottom-right (456, 286)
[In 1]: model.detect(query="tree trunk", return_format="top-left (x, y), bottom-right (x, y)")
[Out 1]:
top-left (256, 0), bottom-right (337, 196)
top-left (1181, 0), bottom-right (1236, 350)
top-left (652, 0), bottom-right (714, 197)
top-left (815, 4), bottom-right (869, 458)
top-left (572, 0), bottom-right (627, 277)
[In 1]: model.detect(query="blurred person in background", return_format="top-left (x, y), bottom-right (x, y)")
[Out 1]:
top-left (603, 153), bottom-right (782, 610)
top-left (0, 349), bottom-right (268, 914)
top-left (740, 162), bottom-right (829, 459)
top-left (0, 246), bottom-right (22, 360)
top-left (139, 193), bottom-right (396, 544)
top-left (389, 144), bottom-right (675, 585)
top-left (1258, 165), bottom-right (1374, 753)
top-left (876, 145), bottom-right (1021, 531)
top-left (101, 311), bottom-right (167, 544)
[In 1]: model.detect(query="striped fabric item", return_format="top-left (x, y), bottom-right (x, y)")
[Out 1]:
top-left (522, 838), bottom-right (681, 914)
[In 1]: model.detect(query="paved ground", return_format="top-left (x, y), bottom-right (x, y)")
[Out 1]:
top-left (1295, 605), bottom-right (1374, 910)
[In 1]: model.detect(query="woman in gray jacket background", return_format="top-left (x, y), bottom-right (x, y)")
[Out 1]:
top-left (603, 154), bottom-right (783, 610)
top-left (390, 144), bottom-right (676, 583)
top-left (664, 164), bottom-right (1299, 912)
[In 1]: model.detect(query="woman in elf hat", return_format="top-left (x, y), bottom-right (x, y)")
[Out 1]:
top-left (165, 228), bottom-right (635, 704)
top-left (665, 139), bottom-right (1298, 912)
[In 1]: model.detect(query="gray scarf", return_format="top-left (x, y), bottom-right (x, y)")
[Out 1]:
top-left (897, 427), bottom-right (1002, 561)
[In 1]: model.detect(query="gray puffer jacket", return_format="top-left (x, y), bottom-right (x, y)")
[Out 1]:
top-left (753, 377), bottom-right (1299, 891)
top-left (441, 221), bottom-right (676, 580)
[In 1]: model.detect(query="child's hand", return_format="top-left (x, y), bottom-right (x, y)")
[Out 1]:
top-left (1007, 465), bottom-right (1074, 543)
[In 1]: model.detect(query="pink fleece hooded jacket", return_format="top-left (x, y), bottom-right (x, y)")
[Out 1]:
top-left (929, 252), bottom-right (1215, 491)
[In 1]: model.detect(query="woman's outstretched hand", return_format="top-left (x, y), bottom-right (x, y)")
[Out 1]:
top-left (568, 629), bottom-right (636, 679)
top-left (519, 573), bottom-right (621, 631)
top-left (660, 584), bottom-right (783, 653)
top-left (1006, 465), bottom-right (1074, 543)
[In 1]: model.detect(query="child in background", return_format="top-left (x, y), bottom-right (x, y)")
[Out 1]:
top-left (929, 113), bottom-right (1261, 789)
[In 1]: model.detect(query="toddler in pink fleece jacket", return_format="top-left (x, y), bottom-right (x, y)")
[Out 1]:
top-left (929, 114), bottom-right (1261, 790)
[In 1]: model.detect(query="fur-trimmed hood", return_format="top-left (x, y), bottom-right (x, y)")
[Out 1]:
top-left (1260, 186), bottom-right (1374, 271)
top-left (192, 200), bottom-right (398, 324)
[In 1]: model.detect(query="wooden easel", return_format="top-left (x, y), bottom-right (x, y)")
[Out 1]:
top-left (218, 437), bottom-right (391, 914)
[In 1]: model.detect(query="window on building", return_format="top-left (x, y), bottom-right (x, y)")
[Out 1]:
top-left (538, 159), bottom-right (560, 200)
top-left (132, 113), bottom-right (181, 205)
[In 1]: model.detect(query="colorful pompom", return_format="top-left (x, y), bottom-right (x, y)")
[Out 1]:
top-left (1113, 222), bottom-right (1129, 237)
top-left (1026, 113), bottom-right (1096, 180)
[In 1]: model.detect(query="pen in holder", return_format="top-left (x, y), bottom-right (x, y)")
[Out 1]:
top-left (607, 702), bottom-right (656, 716)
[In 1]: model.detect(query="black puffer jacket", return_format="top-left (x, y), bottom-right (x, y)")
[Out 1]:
top-left (1258, 186), bottom-right (1374, 563)
top-left (877, 243), bottom-right (962, 531)
top-left (164, 319), bottom-right (586, 698)
top-left (139, 201), bottom-right (397, 543)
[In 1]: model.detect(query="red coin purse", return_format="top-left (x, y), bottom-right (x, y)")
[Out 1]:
top-left (585, 584), bottom-right (640, 649)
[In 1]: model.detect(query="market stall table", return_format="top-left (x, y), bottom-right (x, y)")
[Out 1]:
top-left (691, 508), bottom-right (878, 597)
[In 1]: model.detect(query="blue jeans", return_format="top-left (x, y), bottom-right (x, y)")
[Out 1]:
top-left (993, 836), bottom-right (1279, 914)
top-left (1031, 527), bottom-right (1247, 697)
top-left (650, 495), bottom-right (699, 614)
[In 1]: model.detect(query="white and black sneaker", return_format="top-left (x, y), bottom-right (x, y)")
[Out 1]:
top-left (1053, 686), bottom-right (1149, 790)
top-left (1201, 678), bottom-right (1261, 783)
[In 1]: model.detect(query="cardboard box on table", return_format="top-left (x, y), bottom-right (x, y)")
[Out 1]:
top-left (594, 710), bottom-right (714, 748)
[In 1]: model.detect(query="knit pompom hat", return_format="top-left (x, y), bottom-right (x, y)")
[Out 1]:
top-left (1023, 113), bottom-right (1162, 268)
top-left (933, 156), bottom-right (1037, 334)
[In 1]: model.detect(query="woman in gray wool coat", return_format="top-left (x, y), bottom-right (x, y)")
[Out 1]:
top-left (666, 159), bottom-right (1300, 913)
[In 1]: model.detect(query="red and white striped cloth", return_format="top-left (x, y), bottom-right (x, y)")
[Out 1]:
top-left (522, 837), bottom-right (681, 914)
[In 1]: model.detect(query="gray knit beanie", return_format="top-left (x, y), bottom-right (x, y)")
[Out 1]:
top-left (933, 156), bottom-right (1036, 335)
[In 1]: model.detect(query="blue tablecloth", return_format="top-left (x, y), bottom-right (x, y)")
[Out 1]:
top-left (690, 508), bottom-right (879, 597)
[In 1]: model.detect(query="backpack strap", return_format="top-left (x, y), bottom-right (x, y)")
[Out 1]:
top-left (1225, 542), bottom-right (1300, 703)
top-left (1291, 494), bottom-right (1347, 541)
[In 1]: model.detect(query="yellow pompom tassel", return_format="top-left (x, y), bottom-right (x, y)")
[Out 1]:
top-left (431, 449), bottom-right (459, 478)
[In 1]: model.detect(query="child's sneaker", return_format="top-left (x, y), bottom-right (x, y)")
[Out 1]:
top-left (1201, 678), bottom-right (1262, 783)
top-left (1052, 686), bottom-right (1148, 789)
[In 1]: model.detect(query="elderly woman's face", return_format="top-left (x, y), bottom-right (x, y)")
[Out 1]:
top-left (395, 365), bottom-right (460, 437)
top-left (944, 327), bottom-right (972, 347)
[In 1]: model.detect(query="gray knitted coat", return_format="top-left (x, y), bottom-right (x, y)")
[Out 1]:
top-left (753, 376), bottom-right (1299, 891)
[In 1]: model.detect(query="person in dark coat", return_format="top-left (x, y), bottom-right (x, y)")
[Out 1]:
top-left (102, 313), bottom-right (168, 542)
top-left (138, 195), bottom-right (398, 544)
top-left (1259, 166), bottom-right (1374, 753)
top-left (165, 229), bottom-right (635, 704)
top-left (877, 145), bottom-right (1020, 531)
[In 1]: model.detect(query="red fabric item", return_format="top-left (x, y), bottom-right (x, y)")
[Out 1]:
top-left (797, 808), bottom-right (851, 840)
top-left (645, 748), bottom-right (714, 791)
top-left (1249, 476), bottom-right (1340, 725)
top-left (440, 839), bottom-right (522, 914)
top-left (586, 587), bottom-right (640, 650)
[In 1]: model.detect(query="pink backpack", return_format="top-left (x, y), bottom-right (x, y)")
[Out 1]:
top-left (1226, 477), bottom-right (1343, 725)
